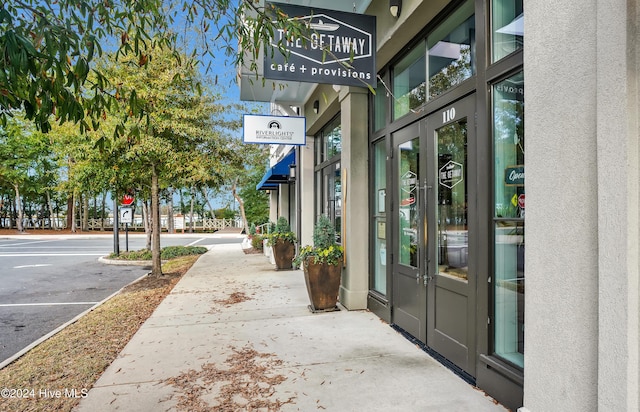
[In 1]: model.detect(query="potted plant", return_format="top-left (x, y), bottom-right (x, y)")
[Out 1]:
top-left (294, 215), bottom-right (344, 312)
top-left (268, 217), bottom-right (296, 270)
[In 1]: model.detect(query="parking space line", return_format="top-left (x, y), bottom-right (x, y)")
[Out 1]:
top-left (0, 302), bottom-right (99, 307)
top-left (187, 238), bottom-right (205, 246)
top-left (0, 240), bottom-right (60, 247)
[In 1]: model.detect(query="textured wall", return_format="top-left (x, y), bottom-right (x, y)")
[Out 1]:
top-left (523, 1), bottom-right (639, 411)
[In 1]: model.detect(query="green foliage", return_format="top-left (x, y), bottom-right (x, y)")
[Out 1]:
top-left (214, 207), bottom-right (236, 219)
top-left (108, 245), bottom-right (207, 260)
top-left (249, 223), bottom-right (257, 236)
top-left (312, 215), bottom-right (336, 250)
top-left (0, 0), bottom-right (309, 137)
top-left (160, 246), bottom-right (208, 259)
top-left (267, 216), bottom-right (296, 245)
top-left (239, 167), bottom-right (270, 226)
top-left (251, 234), bottom-right (264, 251)
top-left (294, 215), bottom-right (343, 266)
top-left (275, 216), bottom-right (290, 233)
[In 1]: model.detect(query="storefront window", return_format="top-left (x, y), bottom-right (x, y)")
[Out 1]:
top-left (374, 82), bottom-right (387, 132)
top-left (427, 0), bottom-right (475, 100)
top-left (492, 0), bottom-right (523, 62)
top-left (316, 116), bottom-right (342, 163)
top-left (372, 140), bottom-right (387, 294)
top-left (493, 72), bottom-right (524, 368)
top-left (393, 43), bottom-right (426, 120)
top-left (392, 0), bottom-right (475, 120)
top-left (436, 120), bottom-right (468, 280)
top-left (398, 138), bottom-right (419, 267)
top-left (315, 115), bottom-right (342, 244)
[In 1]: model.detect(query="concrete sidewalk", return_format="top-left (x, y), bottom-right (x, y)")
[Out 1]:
top-left (76, 243), bottom-right (508, 411)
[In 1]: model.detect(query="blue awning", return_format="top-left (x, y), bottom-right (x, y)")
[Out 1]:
top-left (256, 150), bottom-right (295, 190)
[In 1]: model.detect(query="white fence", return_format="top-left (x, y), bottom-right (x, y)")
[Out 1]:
top-left (1, 217), bottom-right (241, 232)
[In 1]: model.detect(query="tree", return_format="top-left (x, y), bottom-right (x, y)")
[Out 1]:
top-left (97, 45), bottom-right (239, 276)
top-left (0, 114), bottom-right (52, 232)
top-left (1, 0), bottom-right (311, 135)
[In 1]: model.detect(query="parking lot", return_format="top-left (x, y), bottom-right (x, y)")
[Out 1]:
top-left (0, 233), bottom-right (243, 365)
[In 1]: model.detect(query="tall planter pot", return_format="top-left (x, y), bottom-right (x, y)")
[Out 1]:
top-left (272, 238), bottom-right (295, 270)
top-left (303, 258), bottom-right (342, 312)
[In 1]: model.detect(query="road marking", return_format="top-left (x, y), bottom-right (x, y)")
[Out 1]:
top-left (0, 239), bottom-right (59, 247)
top-left (13, 264), bottom-right (53, 269)
top-left (0, 302), bottom-right (99, 307)
top-left (187, 238), bottom-right (205, 246)
top-left (0, 253), bottom-right (105, 257)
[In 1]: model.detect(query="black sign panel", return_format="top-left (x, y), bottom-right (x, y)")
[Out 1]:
top-left (264, 2), bottom-right (376, 88)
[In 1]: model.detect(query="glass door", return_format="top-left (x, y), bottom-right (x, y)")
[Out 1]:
top-left (391, 122), bottom-right (427, 342)
top-left (425, 96), bottom-right (477, 377)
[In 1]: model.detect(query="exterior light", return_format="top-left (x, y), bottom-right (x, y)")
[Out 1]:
top-left (313, 100), bottom-right (319, 114)
top-left (389, 0), bottom-right (401, 18)
top-left (289, 164), bottom-right (297, 181)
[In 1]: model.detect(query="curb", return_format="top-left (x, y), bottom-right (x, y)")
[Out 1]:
top-left (0, 272), bottom-right (151, 370)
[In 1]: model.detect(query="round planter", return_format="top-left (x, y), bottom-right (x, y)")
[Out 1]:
top-left (272, 238), bottom-right (295, 270)
top-left (303, 258), bottom-right (342, 312)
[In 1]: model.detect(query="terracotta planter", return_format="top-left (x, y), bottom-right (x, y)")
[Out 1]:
top-left (303, 258), bottom-right (342, 312)
top-left (272, 238), bottom-right (295, 270)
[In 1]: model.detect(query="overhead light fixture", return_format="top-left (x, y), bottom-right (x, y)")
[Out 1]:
top-left (313, 100), bottom-right (319, 114)
top-left (389, 0), bottom-right (401, 18)
top-left (289, 164), bottom-right (297, 181)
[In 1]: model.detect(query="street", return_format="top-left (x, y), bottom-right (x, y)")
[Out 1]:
top-left (0, 232), bottom-right (243, 365)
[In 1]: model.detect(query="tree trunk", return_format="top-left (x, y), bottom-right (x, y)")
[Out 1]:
top-left (142, 200), bottom-right (151, 250)
top-left (66, 194), bottom-right (74, 231)
top-left (82, 194), bottom-right (89, 231)
top-left (189, 190), bottom-right (195, 233)
top-left (201, 187), bottom-right (215, 217)
top-left (101, 191), bottom-right (107, 231)
top-left (14, 184), bottom-right (24, 232)
top-left (46, 191), bottom-right (56, 230)
top-left (151, 164), bottom-right (162, 277)
top-left (167, 189), bottom-right (175, 233)
top-left (232, 179), bottom-right (248, 234)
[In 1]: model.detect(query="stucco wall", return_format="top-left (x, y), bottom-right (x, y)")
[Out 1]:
top-left (523, 1), bottom-right (639, 411)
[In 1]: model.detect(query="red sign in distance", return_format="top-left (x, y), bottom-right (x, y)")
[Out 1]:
top-left (518, 194), bottom-right (525, 209)
top-left (122, 194), bottom-right (134, 206)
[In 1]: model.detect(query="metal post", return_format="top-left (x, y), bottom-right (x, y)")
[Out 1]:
top-left (125, 223), bottom-right (129, 252)
top-left (113, 197), bottom-right (120, 255)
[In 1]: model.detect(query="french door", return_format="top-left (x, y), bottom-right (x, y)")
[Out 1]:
top-left (391, 95), bottom-right (477, 377)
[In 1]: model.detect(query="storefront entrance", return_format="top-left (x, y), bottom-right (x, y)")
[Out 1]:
top-left (391, 96), bottom-right (477, 377)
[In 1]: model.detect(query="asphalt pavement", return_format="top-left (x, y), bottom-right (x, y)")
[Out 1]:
top-left (0, 232), bottom-right (243, 366)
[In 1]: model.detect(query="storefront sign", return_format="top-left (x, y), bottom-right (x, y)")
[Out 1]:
top-left (439, 160), bottom-right (464, 189)
top-left (505, 165), bottom-right (525, 186)
top-left (264, 2), bottom-right (376, 88)
top-left (243, 114), bottom-right (306, 145)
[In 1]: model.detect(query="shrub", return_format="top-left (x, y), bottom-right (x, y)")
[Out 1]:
top-left (251, 234), bottom-right (264, 251)
top-left (108, 245), bottom-right (207, 260)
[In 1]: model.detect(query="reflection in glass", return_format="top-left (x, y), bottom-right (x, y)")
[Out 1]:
top-left (494, 221), bottom-right (524, 366)
top-left (427, 0), bottom-right (475, 100)
top-left (393, 43), bottom-right (426, 120)
top-left (374, 82), bottom-right (387, 131)
top-left (493, 72), bottom-right (524, 368)
top-left (373, 141), bottom-right (387, 294)
top-left (494, 73), bottom-right (524, 218)
top-left (334, 164), bottom-right (342, 243)
top-left (436, 120), bottom-right (468, 280)
top-left (398, 138), bottom-right (419, 267)
top-left (492, 0), bottom-right (524, 62)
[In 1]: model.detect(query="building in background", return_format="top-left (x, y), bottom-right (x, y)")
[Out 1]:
top-left (241, 1), bottom-right (640, 411)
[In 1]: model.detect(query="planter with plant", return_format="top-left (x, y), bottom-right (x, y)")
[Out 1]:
top-left (294, 215), bottom-right (343, 312)
top-left (268, 217), bottom-right (296, 270)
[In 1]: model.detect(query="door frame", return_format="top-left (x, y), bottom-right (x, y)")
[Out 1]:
top-left (389, 94), bottom-right (477, 378)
